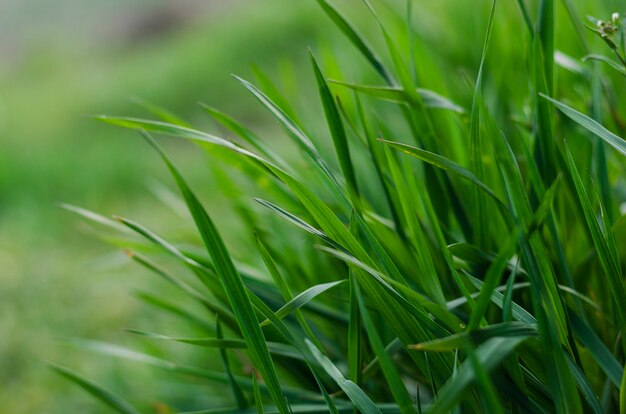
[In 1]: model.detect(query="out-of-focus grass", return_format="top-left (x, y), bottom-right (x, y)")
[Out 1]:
top-left (0, 1), bottom-right (324, 412)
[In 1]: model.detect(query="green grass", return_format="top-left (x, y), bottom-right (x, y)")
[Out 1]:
top-left (56, 0), bottom-right (626, 412)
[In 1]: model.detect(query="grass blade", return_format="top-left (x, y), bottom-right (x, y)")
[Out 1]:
top-left (49, 364), bottom-right (141, 414)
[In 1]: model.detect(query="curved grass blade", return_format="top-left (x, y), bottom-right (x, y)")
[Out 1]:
top-left (140, 131), bottom-right (289, 414)
top-left (259, 280), bottom-right (346, 327)
top-left (49, 364), bottom-right (141, 414)
top-left (542, 94), bottom-right (626, 157)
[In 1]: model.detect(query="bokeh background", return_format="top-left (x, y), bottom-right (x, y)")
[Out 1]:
top-left (1, 0), bottom-right (623, 412)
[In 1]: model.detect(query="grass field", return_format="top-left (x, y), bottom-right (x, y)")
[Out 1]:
top-left (3, 0), bottom-right (626, 413)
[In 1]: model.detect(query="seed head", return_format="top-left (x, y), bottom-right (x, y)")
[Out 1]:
top-left (613, 12), bottom-right (620, 26)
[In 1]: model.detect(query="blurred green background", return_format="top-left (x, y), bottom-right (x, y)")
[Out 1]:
top-left (0, 1), bottom-right (325, 412)
top-left (1, 0), bottom-right (623, 412)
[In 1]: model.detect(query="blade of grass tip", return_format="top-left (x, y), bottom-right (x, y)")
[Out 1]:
top-left (234, 75), bottom-right (348, 205)
top-left (139, 131), bottom-right (289, 414)
top-left (217, 316), bottom-right (249, 409)
top-left (541, 94), bottom-right (626, 157)
top-left (59, 203), bottom-right (129, 233)
top-left (469, 0), bottom-right (497, 249)
top-left (253, 370), bottom-right (264, 414)
top-left (255, 235), bottom-right (323, 349)
top-left (259, 280), bottom-right (346, 327)
top-left (305, 339), bottom-right (382, 414)
top-left (49, 364), bottom-right (141, 414)
top-left (353, 279), bottom-right (417, 414)
top-left (315, 0), bottom-right (393, 84)
top-left (310, 51), bottom-right (359, 200)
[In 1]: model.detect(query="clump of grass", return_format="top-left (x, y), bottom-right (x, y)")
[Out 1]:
top-left (58, 1), bottom-right (626, 413)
